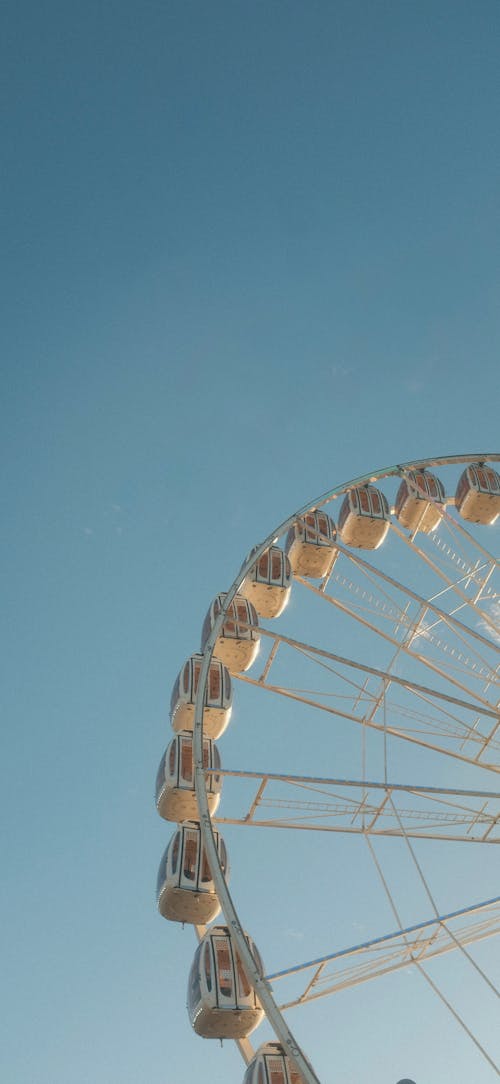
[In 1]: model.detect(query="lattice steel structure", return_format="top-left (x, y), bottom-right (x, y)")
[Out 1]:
top-left (184, 455), bottom-right (500, 1083)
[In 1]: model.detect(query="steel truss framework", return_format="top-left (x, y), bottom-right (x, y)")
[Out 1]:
top-left (268, 896), bottom-right (500, 1007)
top-left (191, 454), bottom-right (500, 1084)
top-left (213, 770), bottom-right (500, 844)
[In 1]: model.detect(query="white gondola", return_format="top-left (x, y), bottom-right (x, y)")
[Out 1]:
top-left (201, 593), bottom-right (260, 674)
top-left (338, 485), bottom-right (390, 549)
top-left (455, 463), bottom-right (500, 525)
top-left (243, 1042), bottom-right (306, 1084)
top-left (157, 822), bottom-right (228, 925)
top-left (170, 654), bottom-right (232, 740)
top-left (285, 511), bottom-right (338, 579)
top-left (155, 733), bottom-right (222, 822)
top-left (394, 469), bottom-right (445, 534)
top-left (240, 546), bottom-right (292, 618)
top-left (187, 925), bottom-right (264, 1039)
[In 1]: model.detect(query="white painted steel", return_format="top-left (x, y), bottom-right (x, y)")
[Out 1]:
top-left (267, 896), bottom-right (500, 1005)
top-left (191, 454), bottom-right (500, 1084)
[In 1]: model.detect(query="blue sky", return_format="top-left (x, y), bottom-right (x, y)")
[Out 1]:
top-left (2, 3), bottom-right (499, 1083)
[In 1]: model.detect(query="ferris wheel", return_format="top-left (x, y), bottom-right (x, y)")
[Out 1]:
top-left (155, 454), bottom-right (500, 1084)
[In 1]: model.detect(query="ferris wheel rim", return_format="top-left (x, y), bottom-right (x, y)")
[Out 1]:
top-left (191, 452), bottom-right (500, 1084)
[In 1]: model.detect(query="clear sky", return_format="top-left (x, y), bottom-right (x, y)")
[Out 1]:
top-left (2, 2), bottom-right (499, 1083)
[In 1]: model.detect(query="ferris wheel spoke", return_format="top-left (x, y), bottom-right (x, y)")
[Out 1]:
top-left (236, 1038), bottom-right (256, 1065)
top-left (213, 769), bottom-right (500, 842)
top-left (290, 585), bottom-right (496, 745)
top-left (235, 667), bottom-right (498, 771)
top-left (394, 466), bottom-right (498, 575)
top-left (251, 626), bottom-right (499, 720)
top-left (390, 520), bottom-right (499, 635)
top-left (159, 454), bottom-right (500, 1083)
top-left (438, 502), bottom-right (500, 568)
top-left (320, 536), bottom-right (499, 654)
top-left (473, 717), bottom-right (500, 764)
top-left (338, 605), bottom-right (498, 745)
top-left (329, 576), bottom-right (498, 693)
top-left (266, 896), bottom-right (500, 1008)
top-left (425, 525), bottom-right (495, 592)
top-left (364, 833), bottom-right (500, 1076)
top-left (294, 575), bottom-right (499, 711)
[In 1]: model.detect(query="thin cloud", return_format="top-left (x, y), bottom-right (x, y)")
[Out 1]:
top-left (479, 599), bottom-right (500, 644)
top-left (404, 377), bottom-right (424, 395)
top-left (330, 361), bottom-right (353, 378)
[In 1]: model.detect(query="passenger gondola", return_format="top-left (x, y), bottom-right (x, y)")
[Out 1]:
top-left (240, 545), bottom-right (292, 618)
top-left (170, 654), bottom-right (232, 739)
top-left (242, 1042), bottom-right (306, 1084)
top-left (285, 511), bottom-right (338, 578)
top-left (201, 594), bottom-right (260, 673)
top-left (157, 822), bottom-right (228, 925)
top-left (455, 463), bottom-right (500, 525)
top-left (394, 469), bottom-right (445, 534)
top-left (188, 925), bottom-right (264, 1038)
top-left (155, 733), bottom-right (222, 822)
top-left (338, 485), bottom-right (390, 549)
